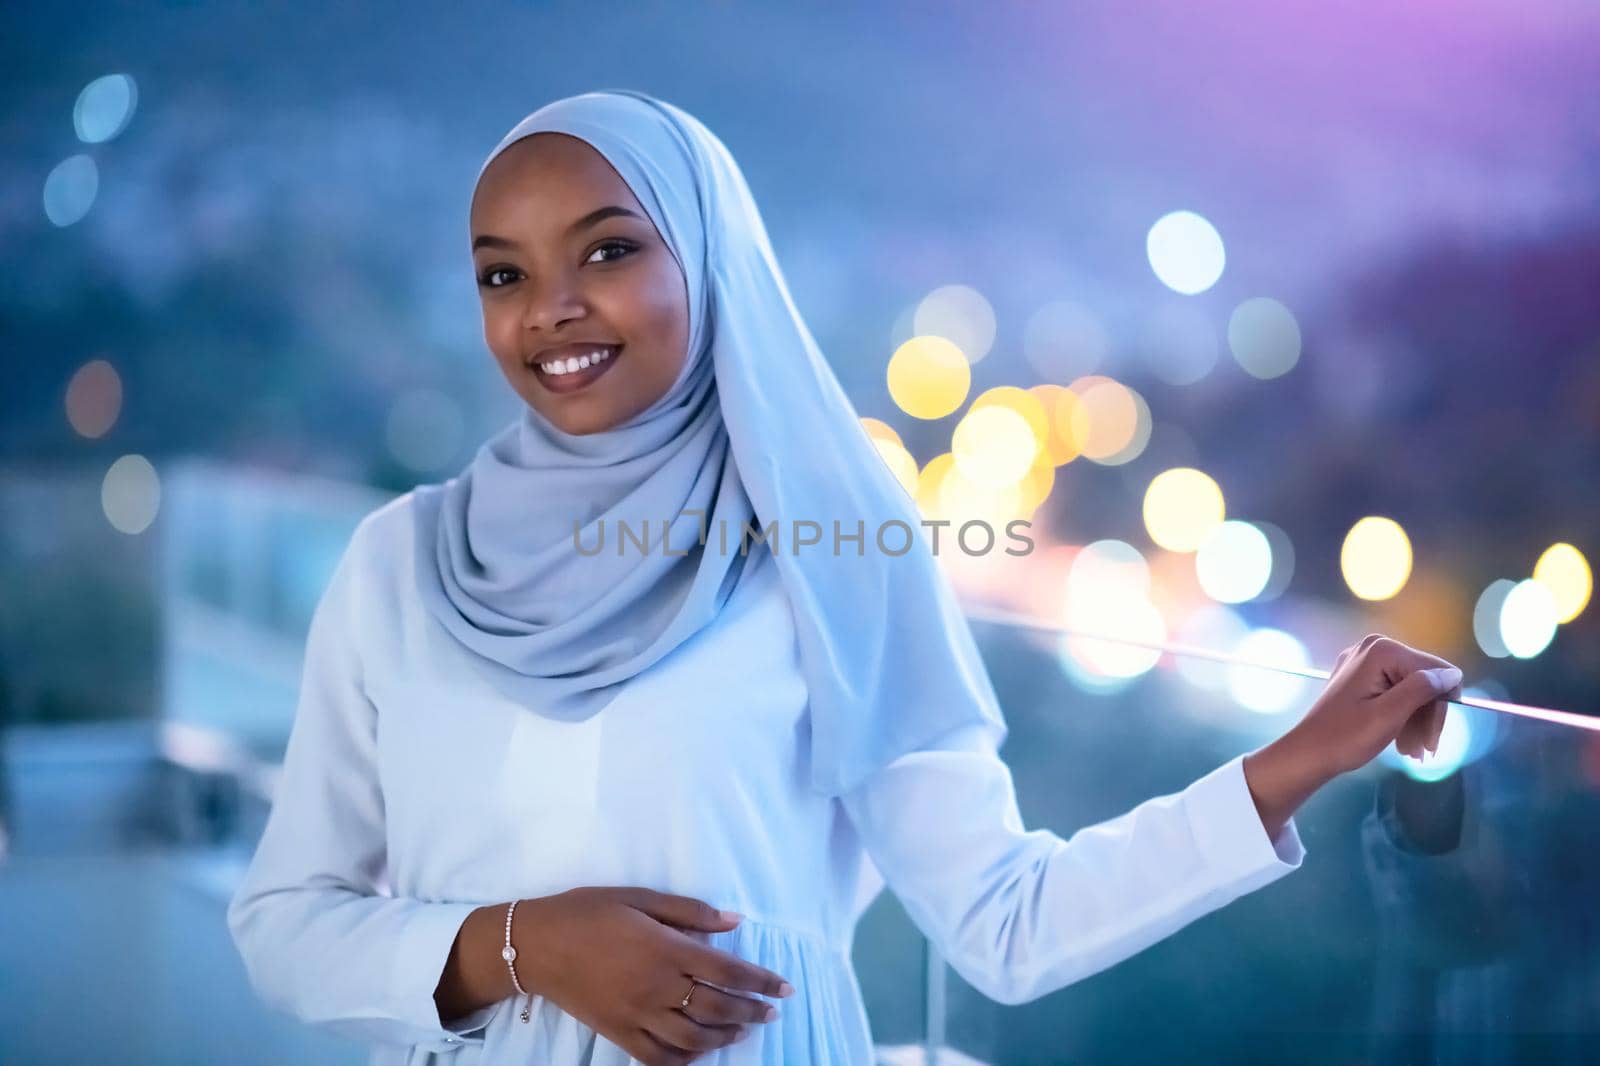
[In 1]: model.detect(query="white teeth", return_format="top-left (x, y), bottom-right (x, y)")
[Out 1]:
top-left (539, 346), bottom-right (615, 376)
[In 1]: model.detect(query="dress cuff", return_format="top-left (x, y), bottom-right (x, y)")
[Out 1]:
top-left (1183, 753), bottom-right (1306, 896)
top-left (393, 901), bottom-right (497, 1050)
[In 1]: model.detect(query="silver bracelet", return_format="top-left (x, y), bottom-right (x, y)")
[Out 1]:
top-left (502, 900), bottom-right (529, 996)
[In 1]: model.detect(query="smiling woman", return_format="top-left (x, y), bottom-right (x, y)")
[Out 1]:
top-left (469, 133), bottom-right (691, 436)
top-left (225, 88), bottom-right (1465, 1066)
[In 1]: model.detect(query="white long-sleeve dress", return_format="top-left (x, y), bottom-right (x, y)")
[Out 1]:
top-left (226, 491), bottom-right (1306, 1066)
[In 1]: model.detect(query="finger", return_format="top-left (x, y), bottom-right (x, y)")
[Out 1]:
top-left (631, 1027), bottom-right (693, 1066)
top-left (651, 1008), bottom-right (746, 1054)
top-left (1395, 707), bottom-right (1430, 759)
top-left (1374, 663), bottom-right (1462, 724)
top-left (679, 981), bottom-right (780, 1027)
top-left (627, 889), bottom-right (741, 932)
top-left (679, 941), bottom-right (792, 998)
top-left (1368, 637), bottom-right (1460, 681)
top-left (1426, 699), bottom-right (1448, 753)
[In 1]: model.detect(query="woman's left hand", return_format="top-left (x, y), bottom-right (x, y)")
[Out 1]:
top-left (1243, 633), bottom-right (1464, 839)
top-left (1299, 633), bottom-right (1465, 776)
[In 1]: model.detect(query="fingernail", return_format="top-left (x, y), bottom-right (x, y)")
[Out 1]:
top-left (762, 1005), bottom-right (778, 1021)
top-left (1426, 666), bottom-right (1463, 691)
top-left (719, 910), bottom-right (742, 923)
top-left (777, 981), bottom-right (796, 998)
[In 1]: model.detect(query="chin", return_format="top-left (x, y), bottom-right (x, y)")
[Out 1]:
top-left (530, 401), bottom-right (626, 437)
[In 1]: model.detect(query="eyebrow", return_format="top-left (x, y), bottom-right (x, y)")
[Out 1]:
top-left (472, 205), bottom-right (645, 252)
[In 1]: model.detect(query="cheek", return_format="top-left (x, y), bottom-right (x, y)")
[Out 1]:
top-left (480, 306), bottom-right (522, 365)
top-left (626, 265), bottom-right (690, 367)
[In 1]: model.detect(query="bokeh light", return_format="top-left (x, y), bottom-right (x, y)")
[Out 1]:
top-left (913, 285), bottom-right (996, 364)
top-left (1473, 579), bottom-right (1517, 658)
top-left (1500, 578), bottom-right (1559, 658)
top-left (1065, 376), bottom-right (1147, 464)
top-left (43, 155), bottom-right (99, 227)
top-left (1341, 516), bottom-right (1413, 600)
top-left (1196, 520), bottom-right (1273, 604)
top-left (1027, 384), bottom-right (1085, 465)
top-left (1142, 467), bottom-right (1225, 552)
top-left (1252, 519), bottom-right (1297, 601)
top-left (1172, 603), bottom-right (1250, 694)
top-left (951, 406), bottom-right (1037, 489)
top-left (914, 452), bottom-right (955, 519)
top-left (1226, 628), bottom-right (1312, 714)
top-left (1532, 542), bottom-right (1591, 624)
top-left (1059, 597), bottom-right (1167, 680)
top-left (1146, 210), bottom-right (1226, 295)
top-left (65, 359), bottom-right (123, 439)
top-left (887, 335), bottom-right (971, 419)
top-left (858, 416), bottom-right (904, 450)
top-left (1228, 297), bottom-right (1302, 379)
top-left (74, 73), bottom-right (138, 143)
top-left (101, 454), bottom-right (160, 534)
top-left (871, 437), bottom-right (920, 497)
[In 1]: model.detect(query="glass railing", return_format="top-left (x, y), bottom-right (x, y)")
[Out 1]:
top-left (3, 463), bottom-right (1595, 1064)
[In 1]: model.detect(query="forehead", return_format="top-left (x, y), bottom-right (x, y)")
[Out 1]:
top-left (470, 132), bottom-right (640, 231)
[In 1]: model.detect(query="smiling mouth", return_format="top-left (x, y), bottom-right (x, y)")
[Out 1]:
top-left (527, 345), bottom-right (622, 394)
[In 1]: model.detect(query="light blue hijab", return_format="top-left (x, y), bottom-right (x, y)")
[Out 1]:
top-left (412, 89), bottom-right (1007, 797)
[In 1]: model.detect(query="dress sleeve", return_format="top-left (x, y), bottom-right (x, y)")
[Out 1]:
top-left (225, 518), bottom-right (498, 1053)
top-left (840, 721), bottom-right (1305, 1006)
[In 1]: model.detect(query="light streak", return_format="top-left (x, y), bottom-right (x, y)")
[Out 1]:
top-left (961, 603), bottom-right (1600, 734)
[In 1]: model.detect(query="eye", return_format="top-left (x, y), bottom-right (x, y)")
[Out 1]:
top-left (477, 266), bottom-right (519, 289)
top-left (586, 239), bottom-right (638, 265)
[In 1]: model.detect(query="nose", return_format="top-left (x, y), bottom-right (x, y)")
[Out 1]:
top-left (519, 274), bottom-right (587, 333)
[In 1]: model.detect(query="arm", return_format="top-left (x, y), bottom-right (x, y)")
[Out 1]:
top-left (840, 723), bottom-right (1304, 1007)
top-left (224, 520), bottom-right (503, 1052)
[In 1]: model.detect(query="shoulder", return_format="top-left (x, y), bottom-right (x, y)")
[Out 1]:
top-left (327, 487), bottom-right (430, 613)
top-left (350, 488), bottom-right (422, 561)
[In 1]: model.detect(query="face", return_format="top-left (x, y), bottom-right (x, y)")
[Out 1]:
top-left (470, 132), bottom-right (691, 436)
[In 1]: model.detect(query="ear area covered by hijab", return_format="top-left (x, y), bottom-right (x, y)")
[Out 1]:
top-left (412, 88), bottom-right (1007, 797)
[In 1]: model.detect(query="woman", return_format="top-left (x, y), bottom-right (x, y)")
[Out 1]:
top-left (227, 89), bottom-right (1465, 1066)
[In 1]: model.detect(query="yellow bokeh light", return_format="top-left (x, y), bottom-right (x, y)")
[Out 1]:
top-left (951, 405), bottom-right (1039, 489)
top-left (915, 452), bottom-right (956, 519)
top-left (887, 335), bottom-right (971, 420)
top-left (939, 463), bottom-right (1024, 529)
top-left (1532, 542), bottom-right (1592, 624)
top-left (971, 386), bottom-right (1049, 451)
top-left (1341, 516), bottom-right (1413, 601)
top-left (859, 416), bottom-right (903, 451)
top-left (1016, 456), bottom-right (1056, 517)
top-left (1143, 467), bottom-right (1226, 553)
top-left (1067, 375), bottom-right (1138, 461)
top-left (872, 437), bottom-right (920, 497)
top-left (1027, 384), bottom-right (1084, 465)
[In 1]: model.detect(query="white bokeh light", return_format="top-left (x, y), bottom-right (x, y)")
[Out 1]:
top-left (43, 155), bottom-right (99, 227)
top-left (101, 454), bottom-right (161, 534)
top-left (1146, 211), bottom-right (1226, 295)
top-left (74, 73), bottom-right (138, 143)
top-left (1195, 520), bottom-right (1272, 604)
top-left (1499, 579), bottom-right (1559, 658)
top-left (914, 285), bottom-right (996, 364)
top-left (1226, 628), bottom-right (1312, 714)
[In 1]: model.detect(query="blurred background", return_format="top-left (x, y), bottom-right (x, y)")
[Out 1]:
top-left (3, 1), bottom-right (1599, 1063)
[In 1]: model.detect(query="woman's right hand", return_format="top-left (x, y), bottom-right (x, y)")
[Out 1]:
top-left (515, 886), bottom-right (794, 1066)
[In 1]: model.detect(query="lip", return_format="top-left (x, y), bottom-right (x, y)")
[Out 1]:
top-left (525, 343), bottom-right (623, 395)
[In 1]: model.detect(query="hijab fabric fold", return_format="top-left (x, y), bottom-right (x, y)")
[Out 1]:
top-left (412, 89), bottom-right (1007, 797)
